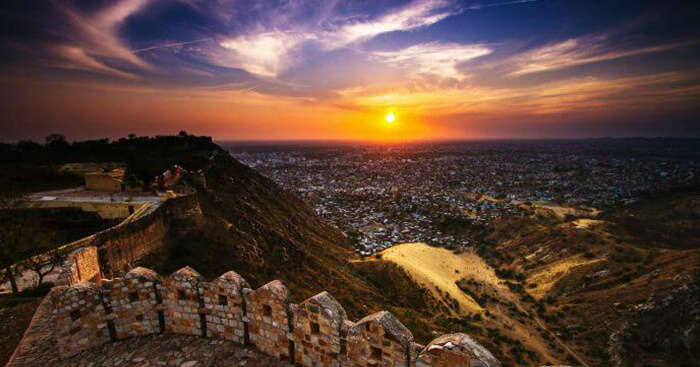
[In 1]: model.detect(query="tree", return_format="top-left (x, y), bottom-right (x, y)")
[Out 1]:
top-left (0, 190), bottom-right (22, 293)
top-left (23, 247), bottom-right (66, 287)
top-left (0, 190), bottom-right (61, 293)
top-left (125, 156), bottom-right (161, 191)
top-left (45, 133), bottom-right (67, 147)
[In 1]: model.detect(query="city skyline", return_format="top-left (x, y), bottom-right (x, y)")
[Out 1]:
top-left (1, 0), bottom-right (699, 141)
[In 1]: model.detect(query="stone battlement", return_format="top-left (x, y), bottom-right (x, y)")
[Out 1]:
top-left (51, 266), bottom-right (501, 367)
top-left (55, 194), bottom-right (199, 286)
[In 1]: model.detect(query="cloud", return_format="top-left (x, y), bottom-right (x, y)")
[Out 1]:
top-left (133, 38), bottom-right (213, 53)
top-left (373, 42), bottom-right (492, 79)
top-left (330, 0), bottom-right (457, 45)
top-left (466, 0), bottom-right (539, 11)
top-left (215, 0), bottom-right (462, 77)
top-left (332, 68), bottom-right (700, 119)
top-left (47, 0), bottom-right (152, 77)
top-left (219, 32), bottom-right (310, 76)
top-left (508, 35), bottom-right (699, 76)
top-left (51, 46), bottom-right (139, 79)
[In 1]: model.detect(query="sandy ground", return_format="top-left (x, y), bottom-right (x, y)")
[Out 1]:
top-left (359, 242), bottom-right (591, 365)
top-left (526, 254), bottom-right (605, 299)
top-left (571, 219), bottom-right (605, 228)
top-left (379, 243), bottom-right (504, 314)
top-left (377, 243), bottom-right (572, 364)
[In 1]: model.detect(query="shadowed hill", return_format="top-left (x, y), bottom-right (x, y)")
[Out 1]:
top-left (1, 134), bottom-right (438, 346)
top-left (132, 146), bottom-right (436, 331)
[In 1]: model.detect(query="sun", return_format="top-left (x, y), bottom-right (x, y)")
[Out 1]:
top-left (385, 111), bottom-right (396, 124)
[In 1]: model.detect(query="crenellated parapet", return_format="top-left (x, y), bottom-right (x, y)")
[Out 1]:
top-left (416, 333), bottom-right (502, 367)
top-left (51, 266), bottom-right (501, 367)
top-left (245, 279), bottom-right (293, 359)
top-left (51, 282), bottom-right (111, 357)
top-left (200, 270), bottom-right (249, 344)
top-left (103, 267), bottom-right (162, 339)
top-left (163, 266), bottom-right (204, 336)
top-left (347, 310), bottom-right (414, 367)
top-left (292, 291), bottom-right (347, 367)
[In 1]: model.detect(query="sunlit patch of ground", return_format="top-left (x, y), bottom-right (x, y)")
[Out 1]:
top-left (571, 219), bottom-right (605, 228)
top-left (377, 243), bottom-right (567, 363)
top-left (378, 243), bottom-right (503, 314)
top-left (533, 201), bottom-right (601, 220)
top-left (526, 254), bottom-right (605, 299)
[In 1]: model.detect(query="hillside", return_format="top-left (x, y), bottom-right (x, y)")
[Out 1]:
top-left (1, 135), bottom-right (442, 365)
top-left (146, 151), bottom-right (435, 321)
top-left (65, 137), bottom-right (443, 341)
top-left (465, 190), bottom-right (700, 367)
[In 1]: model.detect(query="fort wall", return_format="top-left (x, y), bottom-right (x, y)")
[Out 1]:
top-left (22, 200), bottom-right (147, 219)
top-left (50, 266), bottom-right (501, 367)
top-left (56, 195), bottom-right (199, 284)
top-left (63, 246), bottom-right (102, 285)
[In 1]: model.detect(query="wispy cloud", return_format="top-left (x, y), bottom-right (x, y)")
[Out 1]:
top-left (373, 42), bottom-right (492, 80)
top-left (133, 38), bottom-right (213, 53)
top-left (51, 45), bottom-right (139, 79)
top-left (52, 0), bottom-right (151, 76)
top-left (218, 32), bottom-right (309, 76)
top-left (335, 70), bottom-right (700, 117)
top-left (465, 0), bottom-right (539, 11)
top-left (509, 35), bottom-right (699, 76)
top-left (215, 0), bottom-right (462, 77)
top-left (331, 0), bottom-right (457, 45)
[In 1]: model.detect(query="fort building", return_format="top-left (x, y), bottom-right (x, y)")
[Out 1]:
top-left (84, 169), bottom-right (127, 192)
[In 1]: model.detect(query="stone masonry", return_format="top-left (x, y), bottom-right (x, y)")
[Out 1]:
top-left (346, 311), bottom-right (414, 367)
top-left (163, 266), bottom-right (205, 336)
top-left (51, 282), bottom-right (112, 357)
top-left (245, 280), bottom-right (293, 360)
top-left (47, 265), bottom-right (501, 367)
top-left (200, 270), bottom-right (250, 344)
top-left (103, 267), bottom-right (162, 339)
top-left (292, 291), bottom-right (347, 367)
top-left (416, 333), bottom-right (502, 367)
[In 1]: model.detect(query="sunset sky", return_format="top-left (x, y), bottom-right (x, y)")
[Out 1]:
top-left (1, 0), bottom-right (699, 141)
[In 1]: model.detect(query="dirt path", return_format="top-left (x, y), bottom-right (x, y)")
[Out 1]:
top-left (531, 312), bottom-right (591, 367)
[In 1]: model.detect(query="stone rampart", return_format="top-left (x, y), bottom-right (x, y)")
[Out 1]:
top-left (52, 283), bottom-right (112, 357)
top-left (103, 267), bottom-right (162, 339)
top-left (63, 246), bottom-right (102, 285)
top-left (56, 195), bottom-right (199, 285)
top-left (22, 200), bottom-right (146, 220)
top-left (51, 265), bottom-right (501, 367)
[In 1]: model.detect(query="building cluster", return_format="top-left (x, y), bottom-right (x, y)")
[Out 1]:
top-left (231, 140), bottom-right (698, 255)
top-left (60, 162), bottom-right (184, 193)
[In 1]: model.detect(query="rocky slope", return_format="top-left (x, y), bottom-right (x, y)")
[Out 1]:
top-left (467, 190), bottom-right (700, 367)
top-left (137, 142), bottom-right (438, 338)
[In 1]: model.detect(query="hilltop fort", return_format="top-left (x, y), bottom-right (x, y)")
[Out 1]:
top-left (7, 189), bottom-right (500, 367)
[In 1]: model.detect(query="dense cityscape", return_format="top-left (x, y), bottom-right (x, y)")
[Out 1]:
top-left (229, 139), bottom-right (699, 256)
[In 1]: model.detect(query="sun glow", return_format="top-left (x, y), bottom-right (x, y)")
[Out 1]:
top-left (385, 111), bottom-right (396, 123)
